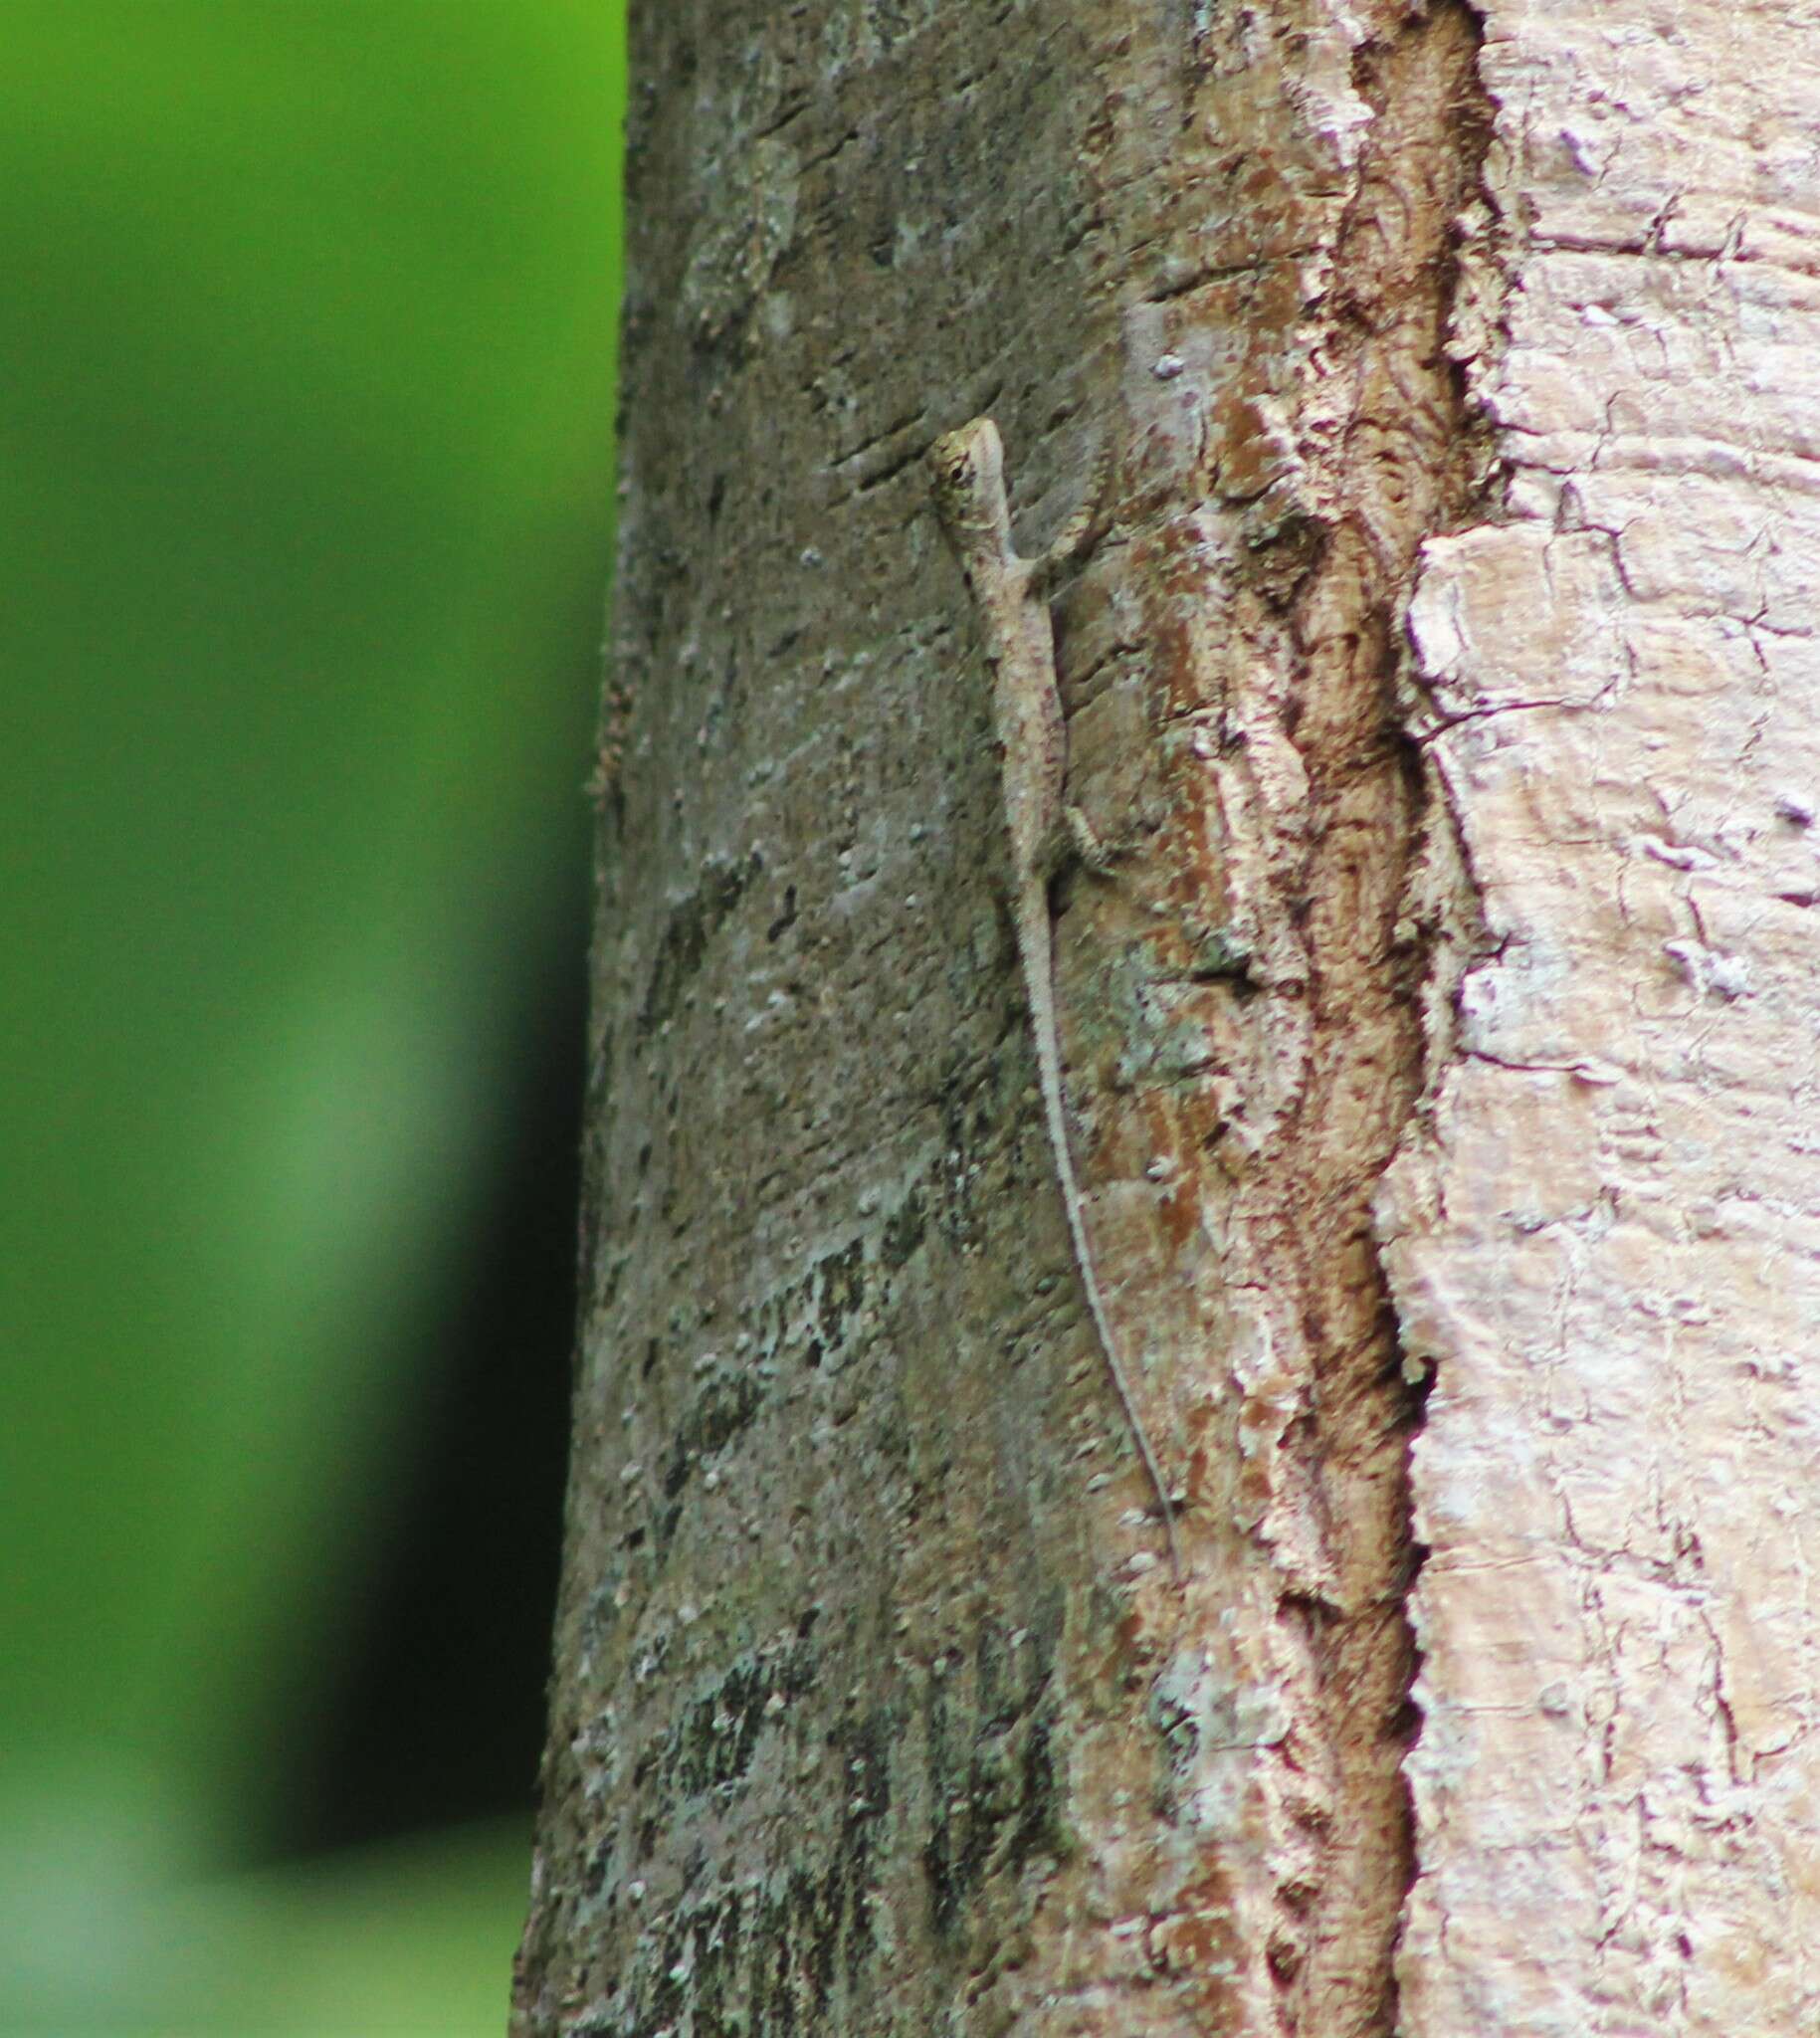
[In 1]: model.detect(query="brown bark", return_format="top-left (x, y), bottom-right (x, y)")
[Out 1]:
top-left (517, 3), bottom-right (1819, 2032)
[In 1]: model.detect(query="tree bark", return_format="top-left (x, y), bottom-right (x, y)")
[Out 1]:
top-left (515, 3), bottom-right (1820, 2033)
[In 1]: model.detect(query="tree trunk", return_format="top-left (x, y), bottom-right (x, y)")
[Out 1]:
top-left (514, 2), bottom-right (1820, 2032)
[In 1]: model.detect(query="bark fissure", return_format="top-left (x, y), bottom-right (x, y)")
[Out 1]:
top-left (506, 0), bottom-right (1820, 2022)
top-left (1229, 6), bottom-right (1500, 2028)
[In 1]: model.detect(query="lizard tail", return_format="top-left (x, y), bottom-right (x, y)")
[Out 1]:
top-left (1016, 890), bottom-right (1182, 1580)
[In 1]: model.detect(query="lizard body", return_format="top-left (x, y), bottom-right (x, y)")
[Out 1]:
top-left (928, 417), bottom-right (1181, 1580)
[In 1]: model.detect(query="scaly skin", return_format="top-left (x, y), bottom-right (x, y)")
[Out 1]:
top-left (928, 417), bottom-right (1181, 1580)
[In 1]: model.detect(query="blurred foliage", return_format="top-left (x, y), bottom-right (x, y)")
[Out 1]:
top-left (0, 3), bottom-right (623, 2028)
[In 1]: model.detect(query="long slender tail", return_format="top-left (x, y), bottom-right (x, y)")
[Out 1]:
top-left (1016, 889), bottom-right (1182, 1580)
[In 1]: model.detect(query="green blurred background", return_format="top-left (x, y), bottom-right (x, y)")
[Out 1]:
top-left (2, 5), bottom-right (623, 2029)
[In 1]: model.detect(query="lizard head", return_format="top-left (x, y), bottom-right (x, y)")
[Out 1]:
top-left (927, 417), bottom-right (1012, 561)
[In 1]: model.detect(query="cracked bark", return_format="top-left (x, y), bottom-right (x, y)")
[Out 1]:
top-left (517, 2), bottom-right (1820, 2033)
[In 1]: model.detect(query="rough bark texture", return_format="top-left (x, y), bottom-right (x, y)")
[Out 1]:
top-left (1378, 3), bottom-right (1820, 2029)
top-left (515, 2), bottom-right (1818, 2033)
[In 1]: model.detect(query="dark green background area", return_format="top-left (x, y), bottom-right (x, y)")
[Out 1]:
top-left (1, 6), bottom-right (622, 2026)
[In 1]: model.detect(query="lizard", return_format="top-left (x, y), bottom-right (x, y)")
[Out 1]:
top-left (927, 416), bottom-right (1182, 1581)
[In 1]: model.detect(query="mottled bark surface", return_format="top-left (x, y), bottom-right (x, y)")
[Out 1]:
top-left (515, 3), bottom-right (1819, 2033)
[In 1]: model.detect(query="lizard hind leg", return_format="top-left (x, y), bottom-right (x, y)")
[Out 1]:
top-left (1029, 804), bottom-right (1114, 896)
top-left (1064, 803), bottom-right (1114, 877)
top-left (1028, 802), bottom-right (1113, 888)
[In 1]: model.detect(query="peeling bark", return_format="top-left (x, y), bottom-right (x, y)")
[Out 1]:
top-left (517, 2), bottom-right (1819, 2032)
top-left (1377, 2), bottom-right (1820, 2028)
